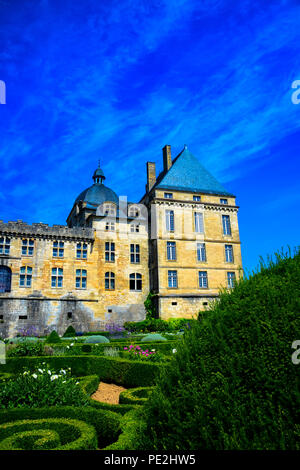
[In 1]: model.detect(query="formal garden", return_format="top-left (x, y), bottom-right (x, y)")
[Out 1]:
top-left (0, 248), bottom-right (299, 450)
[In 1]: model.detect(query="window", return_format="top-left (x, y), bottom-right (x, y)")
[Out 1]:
top-left (105, 271), bottom-right (115, 290)
top-left (164, 193), bottom-right (173, 199)
top-left (51, 267), bottom-right (63, 288)
top-left (19, 315), bottom-right (27, 320)
top-left (76, 242), bottom-right (88, 259)
top-left (129, 273), bottom-right (142, 291)
top-left (198, 271), bottom-right (208, 288)
top-left (130, 244), bottom-right (140, 264)
top-left (165, 210), bottom-right (174, 232)
top-left (128, 205), bottom-right (140, 217)
top-left (53, 241), bottom-right (64, 258)
top-left (105, 222), bottom-right (115, 231)
top-left (222, 215), bottom-right (231, 235)
top-left (172, 301), bottom-right (177, 305)
top-left (227, 272), bottom-right (236, 288)
top-left (0, 237), bottom-right (10, 255)
top-left (220, 198), bottom-right (228, 204)
top-left (105, 242), bottom-right (115, 262)
top-left (130, 223), bottom-right (140, 233)
top-left (103, 203), bottom-right (116, 216)
top-left (0, 266), bottom-right (12, 292)
top-left (193, 195), bottom-right (201, 201)
top-left (67, 312), bottom-right (73, 319)
top-left (225, 244), bottom-right (234, 263)
top-left (167, 241), bottom-right (176, 260)
top-left (197, 242), bottom-right (206, 262)
top-left (168, 270), bottom-right (177, 288)
top-left (194, 212), bottom-right (204, 233)
top-left (76, 269), bottom-right (87, 289)
top-left (22, 239), bottom-right (34, 256)
top-left (19, 266), bottom-right (32, 288)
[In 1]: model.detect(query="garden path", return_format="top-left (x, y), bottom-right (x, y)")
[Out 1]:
top-left (91, 382), bottom-right (127, 404)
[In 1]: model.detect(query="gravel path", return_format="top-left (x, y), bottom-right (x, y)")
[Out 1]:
top-left (91, 382), bottom-right (127, 404)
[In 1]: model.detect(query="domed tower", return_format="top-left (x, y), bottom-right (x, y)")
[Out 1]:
top-left (67, 164), bottom-right (119, 228)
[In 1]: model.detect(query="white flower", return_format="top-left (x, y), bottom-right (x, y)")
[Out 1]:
top-left (60, 369), bottom-right (66, 375)
top-left (47, 370), bottom-right (52, 375)
top-left (38, 369), bottom-right (43, 374)
top-left (151, 349), bottom-right (155, 352)
top-left (172, 349), bottom-right (177, 354)
top-left (70, 343), bottom-right (74, 347)
top-left (32, 374), bottom-right (38, 379)
top-left (62, 380), bottom-right (66, 383)
top-left (23, 371), bottom-right (29, 376)
top-left (75, 381), bottom-right (79, 385)
top-left (50, 375), bottom-right (58, 381)
top-left (66, 346), bottom-right (70, 349)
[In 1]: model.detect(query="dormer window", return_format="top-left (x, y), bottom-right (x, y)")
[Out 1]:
top-left (103, 203), bottom-right (116, 216)
top-left (128, 205), bottom-right (140, 218)
top-left (164, 192), bottom-right (173, 199)
top-left (193, 195), bottom-right (201, 201)
top-left (220, 198), bottom-right (228, 204)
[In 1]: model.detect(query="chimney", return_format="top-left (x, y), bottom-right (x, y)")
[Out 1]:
top-left (162, 145), bottom-right (172, 172)
top-left (146, 162), bottom-right (156, 192)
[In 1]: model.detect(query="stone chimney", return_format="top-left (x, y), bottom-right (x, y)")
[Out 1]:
top-left (162, 145), bottom-right (172, 172)
top-left (146, 162), bottom-right (156, 192)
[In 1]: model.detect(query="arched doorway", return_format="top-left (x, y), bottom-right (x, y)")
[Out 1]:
top-left (0, 266), bottom-right (12, 293)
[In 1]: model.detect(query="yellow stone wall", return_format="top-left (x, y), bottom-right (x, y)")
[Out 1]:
top-left (147, 190), bottom-right (242, 319)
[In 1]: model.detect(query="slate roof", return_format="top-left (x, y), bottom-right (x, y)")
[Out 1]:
top-left (155, 146), bottom-right (234, 197)
top-left (75, 183), bottom-right (119, 206)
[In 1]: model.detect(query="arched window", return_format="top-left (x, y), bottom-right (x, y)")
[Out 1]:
top-left (128, 205), bottom-right (140, 218)
top-left (0, 266), bottom-right (12, 293)
top-left (129, 273), bottom-right (142, 291)
top-left (105, 272), bottom-right (115, 290)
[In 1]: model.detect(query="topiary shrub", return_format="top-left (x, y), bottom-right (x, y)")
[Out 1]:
top-left (139, 249), bottom-right (300, 450)
top-left (63, 326), bottom-right (76, 338)
top-left (82, 344), bottom-right (92, 353)
top-left (84, 335), bottom-right (110, 344)
top-left (119, 387), bottom-right (154, 405)
top-left (140, 334), bottom-right (167, 342)
top-left (45, 331), bottom-right (61, 344)
top-left (0, 418), bottom-right (97, 450)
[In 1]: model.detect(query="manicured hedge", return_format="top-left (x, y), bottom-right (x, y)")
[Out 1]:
top-left (119, 387), bottom-right (154, 405)
top-left (0, 406), bottom-right (121, 449)
top-left (104, 407), bottom-right (147, 450)
top-left (2, 355), bottom-right (163, 387)
top-left (0, 418), bottom-right (97, 450)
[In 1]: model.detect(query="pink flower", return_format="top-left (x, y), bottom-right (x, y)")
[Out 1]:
top-left (124, 347), bottom-right (128, 350)
top-left (129, 345), bottom-right (134, 349)
top-left (146, 354), bottom-right (149, 356)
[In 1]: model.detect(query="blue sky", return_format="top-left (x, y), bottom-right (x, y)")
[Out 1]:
top-left (0, 0), bottom-right (299, 273)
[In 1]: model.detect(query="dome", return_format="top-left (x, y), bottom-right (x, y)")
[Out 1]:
top-left (75, 184), bottom-right (119, 206)
top-left (75, 164), bottom-right (118, 206)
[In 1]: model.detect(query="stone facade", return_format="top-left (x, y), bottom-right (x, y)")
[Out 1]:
top-left (0, 144), bottom-right (242, 336)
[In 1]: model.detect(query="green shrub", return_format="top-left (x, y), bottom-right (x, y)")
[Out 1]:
top-left (2, 356), bottom-right (162, 387)
top-left (119, 387), bottom-right (154, 405)
top-left (0, 406), bottom-right (121, 449)
top-left (141, 334), bottom-right (167, 342)
top-left (0, 366), bottom-right (88, 408)
top-left (104, 407), bottom-right (147, 450)
top-left (63, 326), bottom-right (76, 337)
top-left (84, 335), bottom-right (110, 344)
top-left (45, 331), bottom-right (61, 344)
top-left (139, 249), bottom-right (300, 450)
top-left (7, 341), bottom-right (44, 357)
top-left (82, 344), bottom-right (92, 353)
top-left (0, 418), bottom-right (97, 450)
top-left (8, 337), bottom-right (39, 344)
